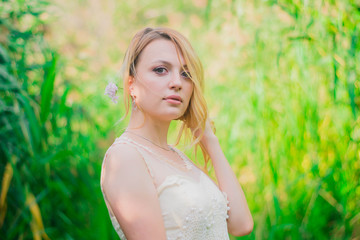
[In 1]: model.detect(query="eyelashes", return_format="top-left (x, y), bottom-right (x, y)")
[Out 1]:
top-left (153, 67), bottom-right (191, 79)
top-left (153, 67), bottom-right (167, 74)
top-left (181, 71), bottom-right (192, 79)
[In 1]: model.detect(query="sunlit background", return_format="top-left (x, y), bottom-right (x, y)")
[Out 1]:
top-left (1, 0), bottom-right (359, 239)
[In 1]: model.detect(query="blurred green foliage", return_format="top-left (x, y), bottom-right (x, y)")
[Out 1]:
top-left (1, 0), bottom-right (360, 239)
top-left (0, 0), bottom-right (114, 239)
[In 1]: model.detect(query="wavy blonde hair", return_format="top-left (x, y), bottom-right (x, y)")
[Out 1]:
top-left (120, 27), bottom-right (212, 172)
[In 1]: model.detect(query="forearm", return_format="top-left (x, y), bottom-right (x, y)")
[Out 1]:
top-left (202, 135), bottom-right (253, 236)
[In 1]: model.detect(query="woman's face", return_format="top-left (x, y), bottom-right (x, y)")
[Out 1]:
top-left (130, 39), bottom-right (194, 122)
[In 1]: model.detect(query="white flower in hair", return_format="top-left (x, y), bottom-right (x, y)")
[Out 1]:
top-left (104, 82), bottom-right (119, 103)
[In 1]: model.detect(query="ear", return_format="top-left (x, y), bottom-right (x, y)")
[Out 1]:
top-left (128, 76), bottom-right (135, 91)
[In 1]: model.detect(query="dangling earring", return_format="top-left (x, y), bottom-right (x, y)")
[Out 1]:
top-left (131, 92), bottom-right (137, 110)
top-left (132, 99), bottom-right (137, 110)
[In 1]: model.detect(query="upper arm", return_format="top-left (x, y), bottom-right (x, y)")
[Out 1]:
top-left (102, 143), bottom-right (167, 240)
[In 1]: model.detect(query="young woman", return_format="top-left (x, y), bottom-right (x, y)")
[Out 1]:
top-left (100, 27), bottom-right (253, 240)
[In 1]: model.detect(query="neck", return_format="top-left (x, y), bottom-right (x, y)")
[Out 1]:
top-left (126, 109), bottom-right (171, 147)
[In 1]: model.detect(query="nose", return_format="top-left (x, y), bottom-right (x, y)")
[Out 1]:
top-left (169, 72), bottom-right (182, 91)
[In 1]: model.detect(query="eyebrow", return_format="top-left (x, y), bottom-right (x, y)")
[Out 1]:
top-left (151, 60), bottom-right (188, 69)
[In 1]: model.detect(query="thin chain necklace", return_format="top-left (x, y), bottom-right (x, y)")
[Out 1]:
top-left (120, 136), bottom-right (192, 171)
top-left (124, 130), bottom-right (173, 152)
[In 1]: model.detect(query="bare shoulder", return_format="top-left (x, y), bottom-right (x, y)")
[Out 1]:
top-left (101, 142), bottom-right (153, 200)
top-left (101, 142), bottom-right (166, 239)
top-left (102, 142), bottom-right (145, 176)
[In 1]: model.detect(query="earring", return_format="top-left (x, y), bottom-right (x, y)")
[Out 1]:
top-left (131, 93), bottom-right (137, 110)
top-left (132, 99), bottom-right (137, 110)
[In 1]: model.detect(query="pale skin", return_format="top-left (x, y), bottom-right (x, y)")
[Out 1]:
top-left (102, 39), bottom-right (253, 239)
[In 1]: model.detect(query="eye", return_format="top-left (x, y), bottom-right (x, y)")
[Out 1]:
top-left (153, 67), bottom-right (167, 75)
top-left (181, 71), bottom-right (191, 79)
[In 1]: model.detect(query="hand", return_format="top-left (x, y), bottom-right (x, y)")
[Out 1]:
top-left (192, 118), bottom-right (217, 146)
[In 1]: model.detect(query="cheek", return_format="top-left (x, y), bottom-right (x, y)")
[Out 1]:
top-left (184, 82), bottom-right (194, 100)
top-left (135, 75), bottom-right (164, 100)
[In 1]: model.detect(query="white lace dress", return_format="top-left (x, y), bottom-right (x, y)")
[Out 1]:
top-left (100, 136), bottom-right (231, 240)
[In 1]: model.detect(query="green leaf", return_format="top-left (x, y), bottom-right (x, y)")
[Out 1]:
top-left (40, 53), bottom-right (57, 124)
top-left (0, 44), bottom-right (10, 64)
top-left (59, 85), bottom-right (70, 115)
top-left (17, 93), bottom-right (41, 154)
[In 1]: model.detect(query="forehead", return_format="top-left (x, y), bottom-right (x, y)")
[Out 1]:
top-left (138, 39), bottom-right (186, 66)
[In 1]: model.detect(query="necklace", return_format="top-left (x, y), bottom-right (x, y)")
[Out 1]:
top-left (124, 130), bottom-right (172, 152)
top-left (120, 135), bottom-right (192, 172)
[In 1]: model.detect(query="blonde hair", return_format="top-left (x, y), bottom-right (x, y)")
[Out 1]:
top-left (121, 27), bottom-right (212, 172)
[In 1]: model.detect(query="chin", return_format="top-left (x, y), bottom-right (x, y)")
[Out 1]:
top-left (165, 114), bottom-right (184, 122)
top-left (156, 111), bottom-right (185, 122)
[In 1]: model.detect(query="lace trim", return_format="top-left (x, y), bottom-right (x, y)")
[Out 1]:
top-left (221, 191), bottom-right (230, 219)
top-left (157, 172), bottom-right (204, 194)
top-left (110, 215), bottom-right (126, 239)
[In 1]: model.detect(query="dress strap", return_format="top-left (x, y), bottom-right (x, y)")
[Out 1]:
top-left (101, 137), bottom-right (157, 192)
top-left (113, 137), bottom-right (156, 182)
top-left (170, 147), bottom-right (193, 170)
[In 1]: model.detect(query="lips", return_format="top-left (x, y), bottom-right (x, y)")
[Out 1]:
top-left (164, 95), bottom-right (183, 103)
